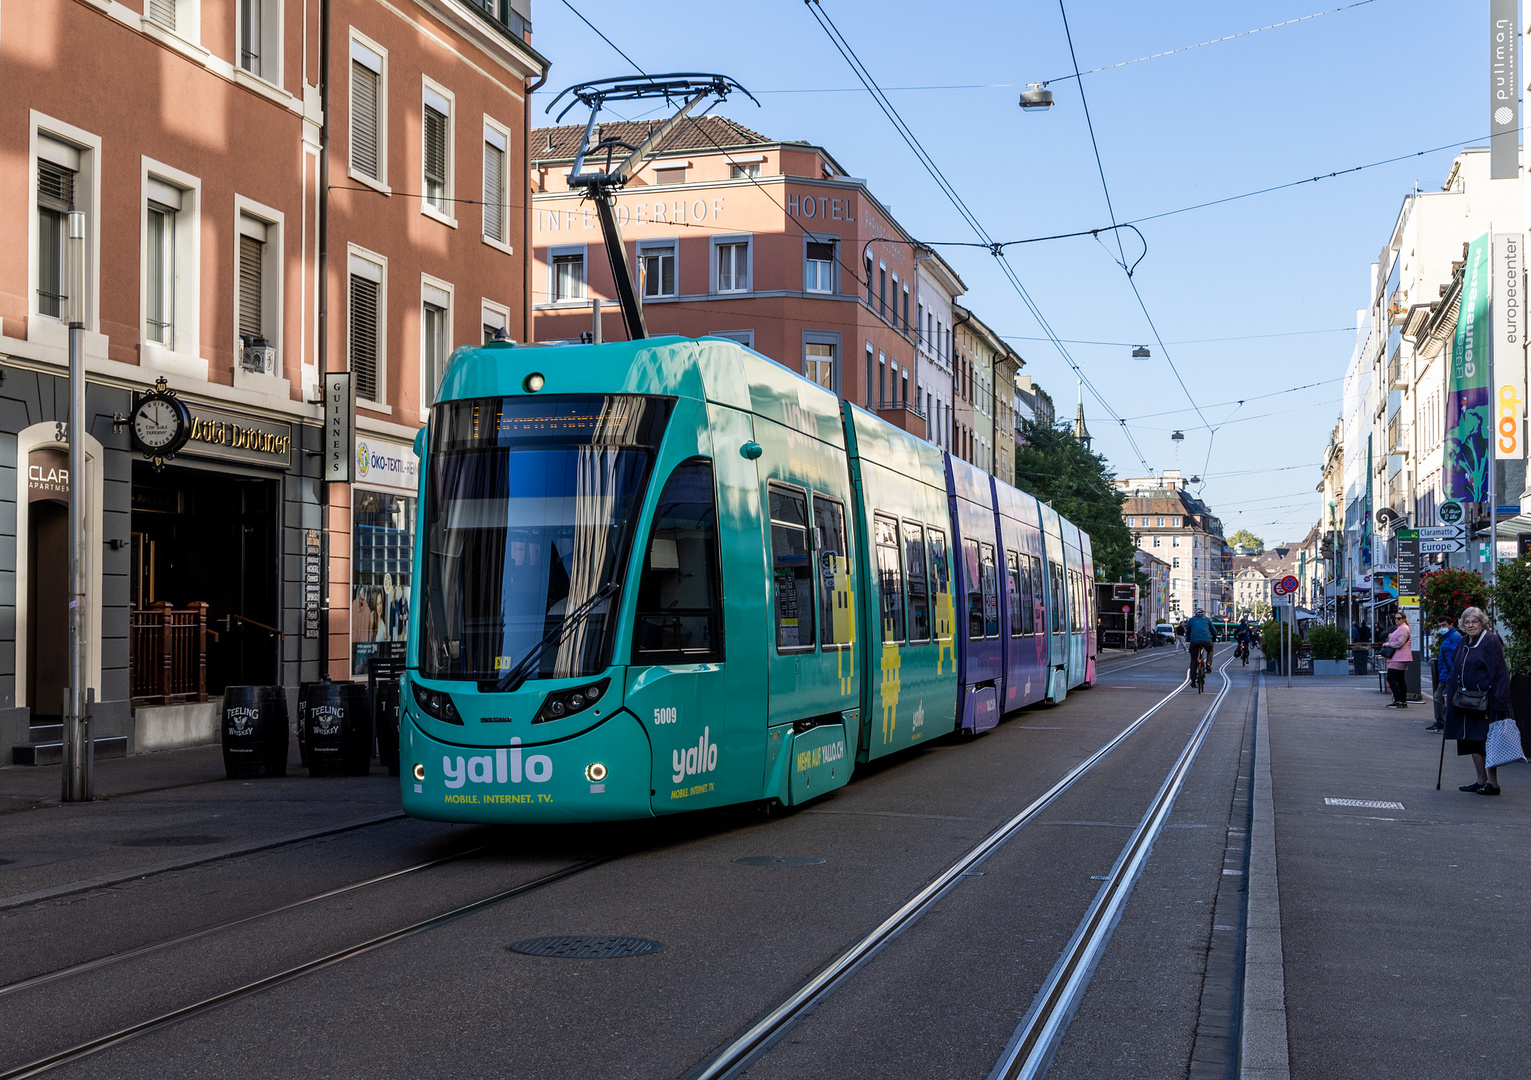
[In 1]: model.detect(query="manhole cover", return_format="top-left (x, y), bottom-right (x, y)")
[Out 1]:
top-left (1324, 798), bottom-right (1404, 810)
top-left (734, 855), bottom-right (826, 866)
top-left (116, 835), bottom-right (228, 848)
top-left (508, 936), bottom-right (664, 959)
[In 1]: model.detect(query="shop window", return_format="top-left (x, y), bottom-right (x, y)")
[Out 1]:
top-left (904, 521), bottom-right (930, 642)
top-left (640, 242), bottom-right (676, 298)
top-left (350, 36), bottom-right (386, 184)
top-left (483, 121), bottom-right (508, 245)
top-left (422, 83), bottom-right (454, 217)
top-left (769, 484), bottom-right (815, 651)
top-left (874, 514), bottom-right (905, 643)
top-left (814, 496), bottom-right (852, 647)
top-left (353, 488), bottom-right (416, 675)
top-left (239, 0), bottom-right (280, 82)
top-left (633, 459), bottom-right (723, 664)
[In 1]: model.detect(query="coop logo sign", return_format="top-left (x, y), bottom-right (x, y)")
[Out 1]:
top-left (354, 437), bottom-right (419, 492)
top-left (442, 737), bottom-right (553, 788)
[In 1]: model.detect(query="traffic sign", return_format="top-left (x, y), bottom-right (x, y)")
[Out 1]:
top-left (1415, 525), bottom-right (1464, 540)
top-left (1272, 574), bottom-right (1299, 596)
top-left (1419, 539), bottom-right (1466, 554)
top-left (1439, 500), bottom-right (1465, 524)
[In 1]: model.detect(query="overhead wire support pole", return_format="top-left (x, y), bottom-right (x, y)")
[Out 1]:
top-left (546, 73), bottom-right (759, 342)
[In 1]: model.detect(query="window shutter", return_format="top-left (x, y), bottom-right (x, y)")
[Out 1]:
top-left (483, 142), bottom-right (504, 241)
top-left (349, 274), bottom-right (380, 401)
top-left (149, 0), bottom-right (177, 29)
top-left (37, 159), bottom-right (75, 212)
top-left (239, 235), bottom-right (264, 340)
top-left (423, 107), bottom-right (447, 191)
top-left (351, 62), bottom-right (381, 179)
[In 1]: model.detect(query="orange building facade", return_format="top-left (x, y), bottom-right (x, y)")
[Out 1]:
top-left (0, 0), bottom-right (542, 762)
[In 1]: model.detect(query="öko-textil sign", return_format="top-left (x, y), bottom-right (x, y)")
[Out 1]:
top-left (354, 436), bottom-right (419, 494)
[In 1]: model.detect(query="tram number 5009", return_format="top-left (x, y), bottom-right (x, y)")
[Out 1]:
top-left (654, 707), bottom-right (678, 725)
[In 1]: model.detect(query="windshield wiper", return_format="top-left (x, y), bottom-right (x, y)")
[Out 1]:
top-left (492, 582), bottom-right (620, 693)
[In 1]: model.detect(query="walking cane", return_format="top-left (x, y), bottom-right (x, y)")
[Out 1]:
top-left (1436, 727), bottom-right (1447, 791)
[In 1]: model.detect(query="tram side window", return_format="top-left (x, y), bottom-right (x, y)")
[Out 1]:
top-left (1050, 563), bottom-right (1065, 634)
top-left (964, 537), bottom-right (983, 640)
top-left (814, 495), bottom-right (853, 647)
top-left (769, 485), bottom-right (816, 651)
top-left (981, 542), bottom-right (999, 638)
top-left (874, 514), bottom-right (906, 643)
top-left (633, 459), bottom-right (724, 664)
top-left (928, 527), bottom-right (952, 641)
top-left (1071, 571), bottom-right (1084, 633)
top-left (903, 521), bottom-right (930, 642)
top-left (1029, 557), bottom-right (1044, 634)
top-left (1019, 554), bottom-right (1036, 635)
top-left (1007, 552), bottom-right (1022, 639)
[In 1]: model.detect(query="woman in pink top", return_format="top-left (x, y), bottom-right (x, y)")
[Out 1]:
top-left (1384, 612), bottom-right (1412, 708)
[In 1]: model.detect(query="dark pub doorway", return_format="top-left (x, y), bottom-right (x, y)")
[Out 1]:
top-left (131, 463), bottom-right (280, 692)
top-left (26, 448), bottom-right (70, 724)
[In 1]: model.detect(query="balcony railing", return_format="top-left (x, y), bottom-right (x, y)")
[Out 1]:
top-left (876, 399), bottom-right (927, 420)
top-left (130, 602), bottom-right (210, 706)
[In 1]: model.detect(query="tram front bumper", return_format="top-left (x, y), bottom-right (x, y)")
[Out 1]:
top-left (400, 709), bottom-right (655, 823)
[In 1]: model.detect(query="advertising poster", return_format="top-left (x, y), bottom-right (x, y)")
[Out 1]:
top-left (1445, 234), bottom-right (1491, 501)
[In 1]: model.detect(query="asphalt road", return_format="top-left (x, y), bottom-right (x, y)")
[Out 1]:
top-left (0, 645), bottom-right (1262, 1080)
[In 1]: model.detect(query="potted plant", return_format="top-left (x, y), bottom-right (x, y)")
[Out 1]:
top-left (1260, 619), bottom-right (1297, 674)
top-left (1491, 554), bottom-right (1531, 745)
top-left (1307, 623), bottom-right (1350, 675)
top-left (1419, 566), bottom-right (1490, 626)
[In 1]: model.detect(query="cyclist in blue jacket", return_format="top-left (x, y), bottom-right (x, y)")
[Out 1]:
top-left (1186, 609), bottom-right (1214, 681)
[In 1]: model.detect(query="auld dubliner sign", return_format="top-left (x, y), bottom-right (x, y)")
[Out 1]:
top-left (1446, 234), bottom-right (1491, 501)
top-left (1493, 232), bottom-right (1525, 460)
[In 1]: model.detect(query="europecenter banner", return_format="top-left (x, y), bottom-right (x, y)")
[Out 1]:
top-left (1446, 234), bottom-right (1491, 501)
top-left (1493, 232), bottom-right (1525, 461)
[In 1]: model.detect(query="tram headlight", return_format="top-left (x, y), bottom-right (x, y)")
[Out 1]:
top-left (585, 762), bottom-right (608, 783)
top-left (411, 683), bottom-right (464, 725)
top-left (532, 677), bottom-right (613, 724)
top-left (412, 763), bottom-right (426, 782)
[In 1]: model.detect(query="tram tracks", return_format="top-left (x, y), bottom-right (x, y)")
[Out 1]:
top-left (686, 650), bottom-right (1233, 1080)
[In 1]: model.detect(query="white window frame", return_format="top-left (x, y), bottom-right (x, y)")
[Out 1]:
top-left (802, 330), bottom-right (840, 395)
top-left (709, 329), bottom-right (754, 349)
top-left (481, 298), bottom-right (510, 344)
top-left (803, 232), bottom-right (838, 294)
top-left (421, 77), bottom-right (456, 227)
top-left (143, 0), bottom-right (202, 48)
top-left (420, 274), bottom-right (454, 416)
top-left (711, 233), bottom-right (752, 295)
top-left (637, 237), bottom-right (678, 300)
top-left (232, 194), bottom-right (286, 391)
top-left (481, 115), bottom-right (513, 254)
top-left (27, 114), bottom-right (103, 351)
top-left (347, 245), bottom-right (388, 408)
top-left (548, 244), bottom-right (587, 304)
top-left (139, 157), bottom-right (203, 378)
top-left (348, 30), bottom-right (389, 193)
top-left (237, 0), bottom-right (282, 85)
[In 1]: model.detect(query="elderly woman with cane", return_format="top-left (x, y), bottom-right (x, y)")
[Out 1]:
top-left (1441, 606), bottom-right (1514, 796)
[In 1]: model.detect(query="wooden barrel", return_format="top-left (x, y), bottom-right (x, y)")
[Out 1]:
top-left (222, 685), bottom-right (289, 779)
top-left (302, 679), bottom-right (373, 777)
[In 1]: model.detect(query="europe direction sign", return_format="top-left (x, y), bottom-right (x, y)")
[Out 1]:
top-left (1419, 538), bottom-right (1467, 554)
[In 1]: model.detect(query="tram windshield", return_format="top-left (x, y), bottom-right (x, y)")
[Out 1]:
top-left (420, 394), bottom-right (672, 682)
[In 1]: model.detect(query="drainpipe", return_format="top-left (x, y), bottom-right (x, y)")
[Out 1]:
top-left (525, 63), bottom-right (549, 340)
top-left (317, 0), bottom-right (330, 683)
top-left (952, 307), bottom-right (973, 461)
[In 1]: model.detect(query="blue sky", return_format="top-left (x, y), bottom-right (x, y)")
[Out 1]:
top-left (527, 0), bottom-right (1485, 544)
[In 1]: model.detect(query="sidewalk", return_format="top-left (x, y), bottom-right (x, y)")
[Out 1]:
top-left (0, 743), bottom-right (406, 905)
top-left (1262, 675), bottom-right (1531, 1077)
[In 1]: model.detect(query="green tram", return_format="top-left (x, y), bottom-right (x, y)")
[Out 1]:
top-left (401, 336), bottom-right (1096, 823)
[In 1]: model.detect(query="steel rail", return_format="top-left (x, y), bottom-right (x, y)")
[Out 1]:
top-left (0, 858), bottom-right (610, 1080)
top-left (0, 844), bottom-right (490, 999)
top-left (987, 653), bottom-right (1238, 1080)
top-left (683, 655), bottom-right (1214, 1080)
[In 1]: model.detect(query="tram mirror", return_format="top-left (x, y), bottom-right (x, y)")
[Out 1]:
top-left (649, 538), bottom-right (680, 569)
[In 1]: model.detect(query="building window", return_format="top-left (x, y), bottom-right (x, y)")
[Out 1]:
top-left (239, 0), bottom-right (279, 81)
top-left (716, 240), bottom-right (749, 292)
top-left (865, 343), bottom-right (874, 408)
top-left (640, 242), bottom-right (676, 298)
top-left (147, 0), bottom-right (197, 36)
top-left (36, 156), bottom-right (74, 320)
top-left (550, 247), bottom-right (584, 302)
top-left (879, 353), bottom-right (887, 407)
top-left (653, 165), bottom-right (686, 185)
top-left (422, 84), bottom-right (453, 215)
top-left (145, 198), bottom-right (176, 345)
top-left (730, 162), bottom-right (760, 179)
top-left (878, 263), bottom-right (887, 318)
top-left (865, 255), bottom-right (874, 305)
top-left (902, 283), bottom-right (910, 333)
top-left (482, 122), bottom-right (507, 245)
top-left (421, 279), bottom-right (451, 407)
top-left (1173, 558), bottom-right (1181, 569)
top-left (348, 252), bottom-right (384, 403)
top-left (142, 171), bottom-right (196, 355)
top-left (890, 274), bottom-right (899, 329)
top-left (805, 340), bottom-right (835, 392)
top-left (481, 299), bottom-right (508, 344)
top-left (235, 206), bottom-right (281, 376)
top-left (350, 37), bottom-right (385, 183)
top-left (805, 238), bottom-right (836, 293)
top-left (1157, 517), bottom-right (1165, 527)
top-left (710, 329), bottom-right (754, 349)
top-left (1173, 516), bottom-right (1182, 526)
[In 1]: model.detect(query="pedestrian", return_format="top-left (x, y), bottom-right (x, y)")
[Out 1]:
top-left (1174, 621), bottom-right (1186, 651)
top-left (1425, 616), bottom-right (1461, 733)
top-left (1383, 612), bottom-right (1412, 708)
top-left (1445, 606), bottom-right (1513, 796)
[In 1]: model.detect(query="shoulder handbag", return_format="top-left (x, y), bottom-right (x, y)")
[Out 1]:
top-left (1379, 644), bottom-right (1397, 659)
top-left (1485, 718), bottom-right (1527, 768)
top-left (1455, 685), bottom-right (1490, 712)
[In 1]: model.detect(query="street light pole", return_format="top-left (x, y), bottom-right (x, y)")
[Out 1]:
top-left (63, 209), bottom-right (92, 803)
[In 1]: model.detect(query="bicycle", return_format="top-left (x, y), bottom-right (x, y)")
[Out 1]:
top-left (1235, 640), bottom-right (1250, 666)
top-left (1190, 647), bottom-right (1209, 693)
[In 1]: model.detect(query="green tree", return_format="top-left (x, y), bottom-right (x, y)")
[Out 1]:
top-left (1228, 529), bottom-right (1265, 553)
top-left (1014, 418), bottom-right (1135, 581)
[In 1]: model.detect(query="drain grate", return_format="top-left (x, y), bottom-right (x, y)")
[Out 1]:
top-left (1324, 798), bottom-right (1404, 810)
top-left (508, 936), bottom-right (663, 959)
top-left (117, 835), bottom-right (228, 848)
top-left (734, 855), bottom-right (826, 867)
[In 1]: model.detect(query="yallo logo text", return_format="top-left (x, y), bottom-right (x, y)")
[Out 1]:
top-left (672, 727), bottom-right (718, 783)
top-left (443, 737), bottom-right (552, 787)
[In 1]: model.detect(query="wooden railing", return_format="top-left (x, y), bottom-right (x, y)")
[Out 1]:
top-left (130, 602), bottom-right (210, 706)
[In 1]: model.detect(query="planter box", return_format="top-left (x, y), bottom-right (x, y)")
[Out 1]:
top-left (1312, 659), bottom-right (1350, 677)
top-left (1265, 659), bottom-right (1279, 674)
